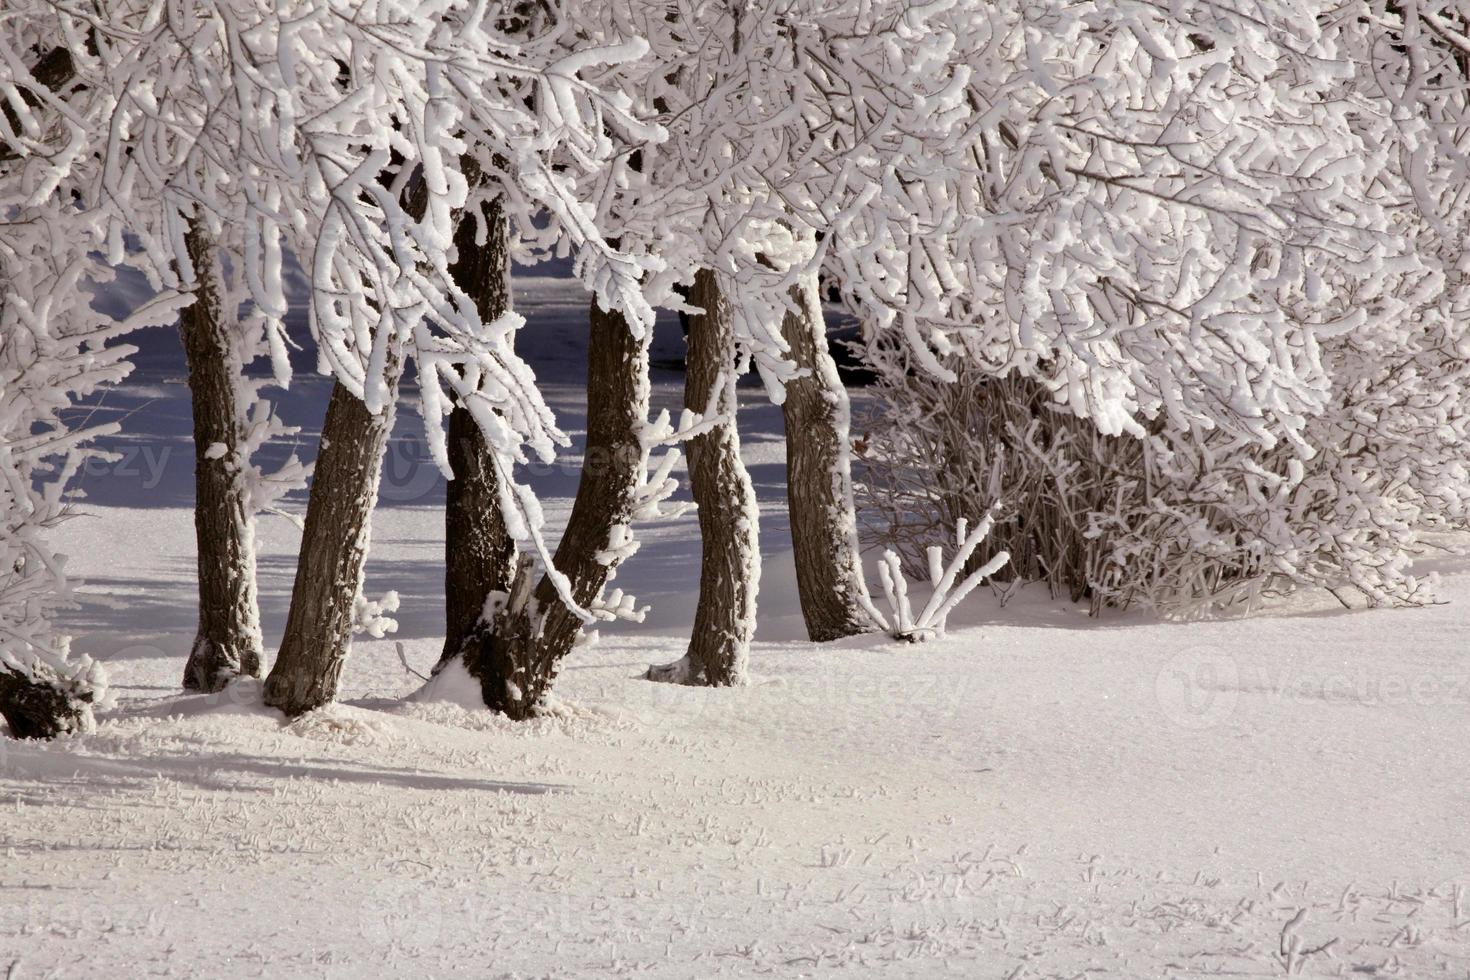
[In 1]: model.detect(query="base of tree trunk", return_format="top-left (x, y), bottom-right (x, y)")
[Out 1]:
top-left (183, 635), bottom-right (262, 693)
top-left (441, 407), bottom-right (516, 666)
top-left (643, 654), bottom-right (746, 687)
top-left (0, 670), bottom-right (96, 740)
top-left (643, 657), bottom-right (697, 685)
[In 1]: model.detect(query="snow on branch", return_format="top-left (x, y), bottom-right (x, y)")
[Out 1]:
top-left (352, 591), bottom-right (401, 640)
top-left (630, 370), bottom-right (729, 524)
top-left (8, 0), bottom-right (670, 612)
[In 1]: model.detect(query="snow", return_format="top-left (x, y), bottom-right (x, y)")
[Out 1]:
top-left (4, 545), bottom-right (1470, 976)
top-left (410, 654), bottom-right (482, 710)
top-left (7, 5), bottom-right (1470, 973)
top-left (3, 272), bottom-right (1468, 978)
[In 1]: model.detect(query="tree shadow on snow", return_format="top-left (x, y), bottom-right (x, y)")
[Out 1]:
top-left (0, 742), bottom-right (566, 797)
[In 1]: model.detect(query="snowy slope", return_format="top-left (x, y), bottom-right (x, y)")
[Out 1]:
top-left (5, 553), bottom-right (1469, 978)
top-left (3, 274), bottom-right (1469, 978)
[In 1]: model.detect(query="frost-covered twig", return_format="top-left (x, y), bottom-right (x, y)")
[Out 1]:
top-left (630, 372), bottom-right (728, 523)
top-left (577, 372), bottom-right (730, 627)
top-left (395, 642), bottom-right (429, 683)
top-left (870, 511), bottom-right (1010, 643)
top-left (1277, 908), bottom-right (1338, 975)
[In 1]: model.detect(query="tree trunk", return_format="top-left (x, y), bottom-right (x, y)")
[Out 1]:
top-left (263, 378), bottom-right (397, 716)
top-left (647, 269), bottom-right (758, 685)
top-left (442, 406), bottom-right (516, 662)
top-left (178, 220), bottom-right (264, 692)
top-left (457, 299), bottom-right (648, 719)
top-left (441, 194), bottom-right (516, 664)
top-left (779, 274), bottom-right (878, 641)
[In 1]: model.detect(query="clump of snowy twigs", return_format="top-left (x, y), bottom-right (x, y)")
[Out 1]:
top-left (1277, 909), bottom-right (1338, 975)
top-left (869, 512), bottom-right (1010, 643)
top-left (861, 332), bottom-right (1470, 617)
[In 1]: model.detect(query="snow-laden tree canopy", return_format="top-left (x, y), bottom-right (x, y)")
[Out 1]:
top-left (10, 0), bottom-right (1442, 492)
top-left (2, 0), bottom-right (678, 592)
top-left (6, 0), bottom-right (1470, 631)
top-left (851, 0), bottom-right (1470, 611)
top-left (552, 0), bottom-right (1422, 462)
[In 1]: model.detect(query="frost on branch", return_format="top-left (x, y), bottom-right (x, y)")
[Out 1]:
top-left (871, 513), bottom-right (1010, 643)
top-left (0, 243), bottom-right (130, 737)
top-left (40, 0), bottom-right (667, 618)
top-left (576, 387), bottom-right (727, 629)
top-left (352, 591), bottom-right (401, 640)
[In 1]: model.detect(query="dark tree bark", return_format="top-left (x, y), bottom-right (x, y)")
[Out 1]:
top-left (455, 299), bottom-right (648, 719)
top-left (647, 269), bottom-right (758, 685)
top-left (442, 405), bottom-right (515, 661)
top-left (263, 378), bottom-right (397, 716)
top-left (779, 275), bottom-right (878, 642)
top-left (179, 221), bottom-right (264, 692)
top-left (441, 194), bottom-right (516, 664)
top-left (0, 671), bottom-right (95, 740)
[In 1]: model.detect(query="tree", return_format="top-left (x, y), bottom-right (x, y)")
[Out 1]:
top-left (777, 275), bottom-right (877, 640)
top-left (265, 377), bottom-right (401, 714)
top-left (563, 0), bottom-right (1036, 644)
top-left (2, 1), bottom-right (308, 696)
top-left (453, 301), bottom-right (653, 717)
top-left (0, 20), bottom-right (190, 738)
top-left (440, 186), bottom-right (517, 666)
top-left (647, 268), bottom-right (759, 684)
top-left (0, 205), bottom-right (167, 738)
top-left (177, 220), bottom-right (265, 692)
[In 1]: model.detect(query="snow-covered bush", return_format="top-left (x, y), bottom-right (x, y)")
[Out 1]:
top-left (860, 317), bottom-right (1470, 616)
top-left (858, 351), bottom-right (1153, 614)
top-left (0, 210), bottom-right (183, 738)
top-left (1, 19), bottom-right (190, 736)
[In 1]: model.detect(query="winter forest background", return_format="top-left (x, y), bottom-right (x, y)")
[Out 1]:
top-left (3, 1), bottom-right (1469, 976)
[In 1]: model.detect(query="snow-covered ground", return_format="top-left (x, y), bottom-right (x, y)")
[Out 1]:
top-left (3, 275), bottom-right (1469, 978)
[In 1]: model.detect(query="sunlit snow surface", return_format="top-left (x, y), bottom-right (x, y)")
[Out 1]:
top-left (3, 272), bottom-right (1469, 978)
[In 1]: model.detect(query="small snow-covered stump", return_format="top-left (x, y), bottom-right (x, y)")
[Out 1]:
top-left (871, 513), bottom-right (1010, 643)
top-left (0, 647), bottom-right (109, 740)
